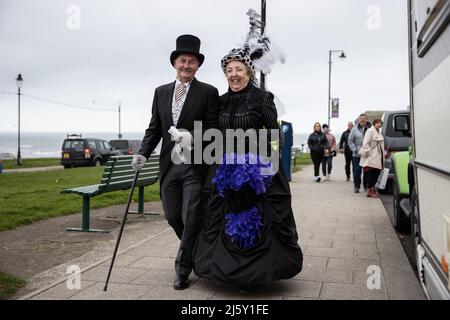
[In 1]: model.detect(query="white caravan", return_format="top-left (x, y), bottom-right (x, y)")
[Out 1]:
top-left (407, 0), bottom-right (450, 299)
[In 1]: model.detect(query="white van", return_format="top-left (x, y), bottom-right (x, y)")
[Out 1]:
top-left (407, 0), bottom-right (450, 299)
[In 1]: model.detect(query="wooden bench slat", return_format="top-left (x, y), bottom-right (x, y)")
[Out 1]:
top-left (100, 174), bottom-right (159, 186)
top-left (106, 163), bottom-right (159, 172)
top-left (101, 167), bottom-right (159, 183)
top-left (105, 166), bottom-right (159, 177)
top-left (103, 162), bottom-right (158, 173)
top-left (62, 184), bottom-right (101, 195)
top-left (100, 177), bottom-right (158, 192)
top-left (103, 159), bottom-right (158, 171)
top-left (107, 171), bottom-right (159, 179)
top-left (107, 173), bottom-right (159, 183)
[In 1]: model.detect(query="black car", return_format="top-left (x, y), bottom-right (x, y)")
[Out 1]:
top-left (109, 139), bottom-right (142, 155)
top-left (61, 134), bottom-right (120, 168)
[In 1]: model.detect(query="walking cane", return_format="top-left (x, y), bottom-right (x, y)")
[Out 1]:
top-left (103, 169), bottom-right (140, 292)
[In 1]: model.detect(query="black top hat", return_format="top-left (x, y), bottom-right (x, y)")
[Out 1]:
top-left (170, 34), bottom-right (205, 67)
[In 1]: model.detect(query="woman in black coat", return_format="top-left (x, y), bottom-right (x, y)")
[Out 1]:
top-left (307, 122), bottom-right (328, 182)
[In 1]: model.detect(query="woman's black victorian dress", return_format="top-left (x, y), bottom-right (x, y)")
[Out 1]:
top-left (192, 83), bottom-right (303, 286)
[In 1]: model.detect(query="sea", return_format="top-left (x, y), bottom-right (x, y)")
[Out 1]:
top-left (0, 132), bottom-right (313, 159)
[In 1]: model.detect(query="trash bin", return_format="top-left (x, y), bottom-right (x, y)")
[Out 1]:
top-left (280, 121), bottom-right (293, 181)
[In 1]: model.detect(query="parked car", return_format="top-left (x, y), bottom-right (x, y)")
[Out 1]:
top-left (60, 134), bottom-right (120, 168)
top-left (380, 110), bottom-right (412, 193)
top-left (109, 139), bottom-right (142, 155)
top-left (0, 153), bottom-right (15, 160)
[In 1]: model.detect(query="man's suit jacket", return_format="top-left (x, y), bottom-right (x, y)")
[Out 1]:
top-left (138, 78), bottom-right (219, 185)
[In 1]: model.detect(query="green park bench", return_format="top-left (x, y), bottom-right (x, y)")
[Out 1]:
top-left (61, 154), bottom-right (159, 233)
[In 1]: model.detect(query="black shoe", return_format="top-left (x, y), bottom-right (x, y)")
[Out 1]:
top-left (174, 275), bottom-right (190, 290)
top-left (346, 177), bottom-right (350, 182)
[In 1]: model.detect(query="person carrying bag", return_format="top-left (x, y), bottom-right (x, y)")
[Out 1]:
top-left (358, 118), bottom-right (385, 198)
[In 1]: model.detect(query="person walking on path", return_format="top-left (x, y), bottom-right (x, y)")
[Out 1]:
top-left (307, 122), bottom-right (328, 182)
top-left (339, 121), bottom-right (354, 182)
top-left (193, 44), bottom-right (303, 292)
top-left (359, 118), bottom-right (385, 198)
top-left (321, 124), bottom-right (336, 181)
top-left (132, 34), bottom-right (219, 290)
top-left (348, 113), bottom-right (371, 193)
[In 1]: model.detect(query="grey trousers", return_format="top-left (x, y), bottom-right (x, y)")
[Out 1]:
top-left (160, 164), bottom-right (202, 277)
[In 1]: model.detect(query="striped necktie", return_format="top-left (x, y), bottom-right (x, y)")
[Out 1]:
top-left (175, 83), bottom-right (186, 103)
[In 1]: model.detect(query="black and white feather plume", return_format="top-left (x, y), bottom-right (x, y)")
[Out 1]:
top-left (241, 9), bottom-right (285, 75)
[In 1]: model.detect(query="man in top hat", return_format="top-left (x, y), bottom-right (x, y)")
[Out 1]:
top-left (132, 34), bottom-right (219, 290)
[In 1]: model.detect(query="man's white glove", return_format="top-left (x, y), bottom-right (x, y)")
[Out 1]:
top-left (168, 126), bottom-right (193, 149)
top-left (131, 154), bottom-right (146, 172)
top-left (168, 126), bottom-right (193, 164)
top-left (168, 126), bottom-right (182, 142)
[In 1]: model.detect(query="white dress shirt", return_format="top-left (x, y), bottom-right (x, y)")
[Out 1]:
top-left (172, 79), bottom-right (191, 127)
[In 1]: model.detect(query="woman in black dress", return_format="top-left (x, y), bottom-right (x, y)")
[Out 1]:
top-left (192, 48), bottom-right (303, 290)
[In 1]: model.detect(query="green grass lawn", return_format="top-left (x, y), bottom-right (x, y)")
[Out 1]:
top-left (0, 166), bottom-right (160, 231)
top-left (0, 272), bottom-right (26, 300)
top-left (0, 152), bottom-right (312, 230)
top-left (292, 153), bottom-right (313, 173)
top-left (1, 158), bottom-right (61, 170)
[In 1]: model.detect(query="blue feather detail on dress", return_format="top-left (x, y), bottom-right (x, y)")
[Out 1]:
top-left (212, 153), bottom-right (274, 197)
top-left (212, 153), bottom-right (274, 248)
top-left (225, 207), bottom-right (262, 249)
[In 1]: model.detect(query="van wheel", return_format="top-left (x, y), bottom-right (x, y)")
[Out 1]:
top-left (384, 179), bottom-right (393, 194)
top-left (393, 177), bottom-right (410, 233)
top-left (94, 159), bottom-right (101, 167)
top-left (63, 165), bottom-right (71, 169)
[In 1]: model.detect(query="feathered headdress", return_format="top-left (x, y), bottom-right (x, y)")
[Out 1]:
top-left (221, 9), bottom-right (285, 76)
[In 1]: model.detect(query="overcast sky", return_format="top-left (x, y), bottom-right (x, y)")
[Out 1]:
top-left (0, 0), bottom-right (409, 135)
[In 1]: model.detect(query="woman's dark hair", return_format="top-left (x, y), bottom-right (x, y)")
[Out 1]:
top-left (313, 122), bottom-right (322, 132)
top-left (373, 117), bottom-right (383, 125)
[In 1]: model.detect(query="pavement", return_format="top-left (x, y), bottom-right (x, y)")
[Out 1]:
top-left (0, 201), bottom-right (167, 299)
top-left (2, 165), bottom-right (63, 174)
top-left (18, 154), bottom-right (426, 300)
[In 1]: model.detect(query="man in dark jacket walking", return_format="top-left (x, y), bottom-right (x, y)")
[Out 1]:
top-left (339, 121), bottom-right (354, 181)
top-left (132, 35), bottom-right (219, 290)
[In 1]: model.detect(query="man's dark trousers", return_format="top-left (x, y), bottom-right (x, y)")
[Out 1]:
top-left (161, 163), bottom-right (201, 277)
top-left (352, 156), bottom-right (368, 189)
top-left (345, 150), bottom-right (353, 179)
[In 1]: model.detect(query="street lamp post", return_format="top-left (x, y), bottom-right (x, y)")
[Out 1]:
top-left (118, 101), bottom-right (122, 139)
top-left (16, 73), bottom-right (23, 165)
top-left (328, 50), bottom-right (346, 128)
top-left (260, 0), bottom-right (266, 90)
